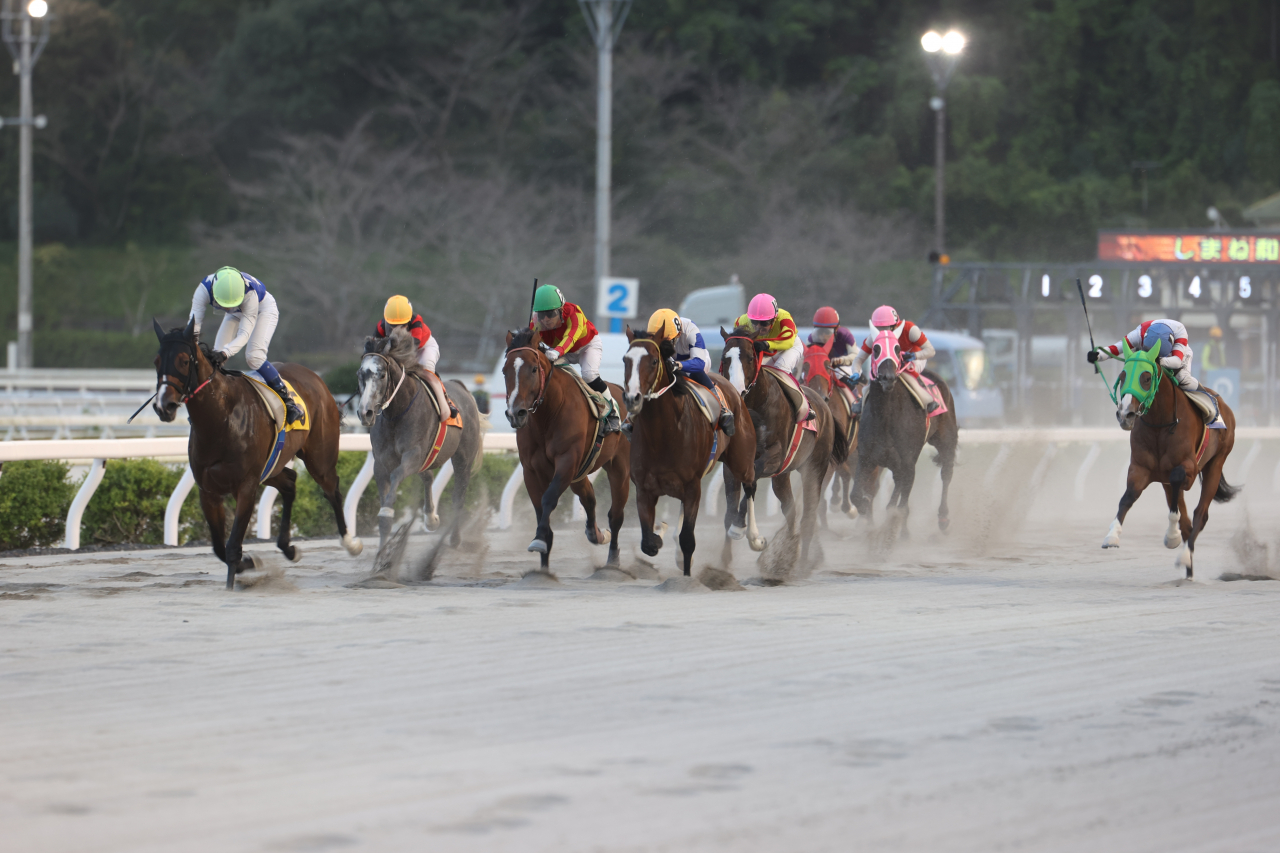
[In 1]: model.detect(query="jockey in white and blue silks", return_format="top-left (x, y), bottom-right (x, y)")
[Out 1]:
top-left (190, 266), bottom-right (303, 425)
top-left (646, 308), bottom-right (735, 435)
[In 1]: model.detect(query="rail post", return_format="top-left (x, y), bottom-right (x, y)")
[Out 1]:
top-left (63, 458), bottom-right (106, 550)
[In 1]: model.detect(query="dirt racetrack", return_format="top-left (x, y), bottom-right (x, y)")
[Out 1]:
top-left (4, 439), bottom-right (1280, 852)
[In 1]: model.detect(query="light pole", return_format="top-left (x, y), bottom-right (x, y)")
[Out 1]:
top-left (578, 0), bottom-right (633, 327)
top-left (921, 29), bottom-right (964, 264)
top-left (1, 0), bottom-right (50, 370)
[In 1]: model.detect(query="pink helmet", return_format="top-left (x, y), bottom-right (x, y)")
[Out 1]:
top-left (870, 305), bottom-right (899, 329)
top-left (747, 293), bottom-right (778, 322)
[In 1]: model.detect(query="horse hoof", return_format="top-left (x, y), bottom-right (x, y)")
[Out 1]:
top-left (284, 545), bottom-right (303, 563)
top-left (342, 534), bottom-right (364, 557)
top-left (528, 538), bottom-right (549, 554)
top-left (1164, 534), bottom-right (1182, 550)
top-left (1102, 520), bottom-right (1122, 549)
top-left (1176, 544), bottom-right (1194, 576)
top-left (845, 505), bottom-right (859, 520)
top-left (641, 541), bottom-right (660, 557)
top-left (426, 513), bottom-right (441, 532)
top-left (727, 525), bottom-right (745, 541)
top-left (938, 517), bottom-right (950, 533)
top-left (587, 528), bottom-right (611, 546)
top-left (749, 536), bottom-right (768, 553)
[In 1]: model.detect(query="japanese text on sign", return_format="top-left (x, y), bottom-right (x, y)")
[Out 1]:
top-left (1098, 231), bottom-right (1280, 263)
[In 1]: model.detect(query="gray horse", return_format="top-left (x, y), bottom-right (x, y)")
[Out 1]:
top-left (358, 328), bottom-right (486, 549)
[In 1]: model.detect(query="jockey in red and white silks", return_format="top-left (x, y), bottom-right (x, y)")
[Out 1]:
top-left (831, 305), bottom-right (938, 412)
top-left (1087, 318), bottom-right (1224, 427)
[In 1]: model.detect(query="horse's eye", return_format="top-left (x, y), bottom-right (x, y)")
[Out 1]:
top-left (1140, 372), bottom-right (1151, 390)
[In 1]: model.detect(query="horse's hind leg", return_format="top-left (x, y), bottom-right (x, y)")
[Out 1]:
top-left (799, 463), bottom-right (824, 564)
top-left (1103, 465), bottom-right (1151, 548)
top-left (931, 432), bottom-right (957, 533)
top-left (1161, 466), bottom-right (1187, 550)
top-left (306, 454), bottom-right (362, 556)
top-left (604, 458), bottom-right (627, 567)
top-left (1183, 455), bottom-right (1228, 580)
top-left (678, 488), bottom-right (701, 577)
top-left (571, 476), bottom-right (610, 548)
top-left (266, 466), bottom-right (301, 563)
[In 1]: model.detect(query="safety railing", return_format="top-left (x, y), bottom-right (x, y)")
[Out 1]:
top-left (2, 428), bottom-right (1278, 552)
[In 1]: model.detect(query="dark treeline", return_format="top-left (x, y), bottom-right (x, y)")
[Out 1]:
top-left (2, 0), bottom-right (1279, 361)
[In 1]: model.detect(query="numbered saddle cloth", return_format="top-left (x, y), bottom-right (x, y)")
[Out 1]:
top-left (242, 371), bottom-right (310, 433)
top-left (760, 365), bottom-right (812, 423)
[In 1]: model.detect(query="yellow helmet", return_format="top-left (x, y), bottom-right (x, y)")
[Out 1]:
top-left (384, 295), bottom-right (413, 325)
top-left (647, 308), bottom-right (681, 340)
top-left (1209, 326), bottom-right (1223, 338)
top-left (473, 374), bottom-right (486, 385)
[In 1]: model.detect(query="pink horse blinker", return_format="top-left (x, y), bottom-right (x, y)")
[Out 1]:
top-left (868, 329), bottom-right (903, 380)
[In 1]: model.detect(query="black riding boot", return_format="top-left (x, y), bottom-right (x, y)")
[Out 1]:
top-left (588, 377), bottom-right (620, 434)
top-left (718, 408), bottom-right (736, 436)
top-left (265, 374), bottom-right (304, 425)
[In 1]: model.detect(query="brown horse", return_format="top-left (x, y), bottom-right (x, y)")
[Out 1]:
top-left (153, 319), bottom-right (362, 589)
top-left (1100, 349), bottom-right (1237, 579)
top-left (800, 341), bottom-right (860, 521)
top-left (502, 328), bottom-right (630, 574)
top-left (719, 327), bottom-right (844, 561)
top-left (622, 329), bottom-right (758, 576)
top-left (849, 329), bottom-right (957, 538)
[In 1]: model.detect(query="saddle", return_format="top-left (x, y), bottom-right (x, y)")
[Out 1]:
top-left (686, 381), bottom-right (728, 429)
top-left (901, 367), bottom-right (949, 419)
top-left (556, 364), bottom-right (620, 481)
top-left (410, 371), bottom-right (465, 473)
top-left (760, 365), bottom-right (812, 423)
top-left (237, 370), bottom-right (310, 483)
top-left (1183, 386), bottom-right (1226, 428)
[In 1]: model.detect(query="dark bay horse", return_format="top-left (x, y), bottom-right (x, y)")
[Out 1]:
top-left (358, 327), bottom-right (486, 551)
top-left (503, 328), bottom-right (630, 575)
top-left (719, 327), bottom-right (844, 561)
top-left (622, 329), bottom-right (758, 575)
top-left (800, 341), bottom-right (860, 521)
top-left (1100, 340), bottom-right (1237, 579)
top-left (849, 329), bottom-right (957, 537)
top-left (153, 319), bottom-right (362, 589)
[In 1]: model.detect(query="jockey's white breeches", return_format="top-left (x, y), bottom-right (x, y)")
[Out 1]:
top-left (417, 335), bottom-right (440, 373)
top-left (214, 295), bottom-right (278, 370)
top-left (560, 336), bottom-right (603, 383)
top-left (763, 336), bottom-right (805, 375)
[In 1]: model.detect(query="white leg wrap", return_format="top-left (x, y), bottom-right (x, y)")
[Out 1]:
top-left (1176, 543), bottom-right (1194, 577)
top-left (378, 506), bottom-right (395, 518)
top-left (1102, 518), bottom-right (1122, 548)
top-left (342, 532), bottom-right (363, 556)
top-left (1164, 510), bottom-right (1182, 550)
top-left (747, 494), bottom-right (767, 552)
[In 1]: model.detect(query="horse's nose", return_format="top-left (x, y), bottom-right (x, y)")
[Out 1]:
top-left (360, 409), bottom-right (375, 426)
top-left (154, 400), bottom-right (178, 422)
top-left (624, 392), bottom-right (641, 412)
top-left (507, 407), bottom-right (528, 428)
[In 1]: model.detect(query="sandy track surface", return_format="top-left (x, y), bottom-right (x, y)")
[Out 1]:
top-left (4, 442), bottom-right (1280, 852)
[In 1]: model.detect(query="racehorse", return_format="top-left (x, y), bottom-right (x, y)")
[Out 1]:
top-left (357, 327), bottom-right (486, 551)
top-left (849, 328), bottom-right (957, 537)
top-left (719, 326), bottom-right (844, 562)
top-left (152, 319), bottom-right (362, 589)
top-left (800, 341), bottom-right (860, 521)
top-left (622, 329), bottom-right (758, 575)
top-left (1100, 339), bottom-right (1237, 579)
top-left (503, 328), bottom-right (630, 574)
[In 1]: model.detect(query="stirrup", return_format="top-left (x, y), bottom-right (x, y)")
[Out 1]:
top-left (925, 401), bottom-right (940, 415)
top-left (284, 401), bottom-right (304, 425)
top-left (718, 410), bottom-right (736, 436)
top-left (621, 420), bottom-right (633, 440)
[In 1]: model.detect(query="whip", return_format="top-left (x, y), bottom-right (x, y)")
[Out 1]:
top-left (1076, 277), bottom-right (1118, 404)
top-left (125, 392), bottom-right (157, 424)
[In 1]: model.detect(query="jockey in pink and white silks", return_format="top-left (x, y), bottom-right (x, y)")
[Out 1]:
top-left (1088, 319), bottom-right (1225, 427)
top-left (831, 305), bottom-right (939, 413)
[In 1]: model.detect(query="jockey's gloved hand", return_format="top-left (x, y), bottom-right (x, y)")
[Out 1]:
top-left (901, 351), bottom-right (916, 362)
top-left (848, 372), bottom-right (861, 384)
top-left (753, 340), bottom-right (770, 353)
top-left (209, 349), bottom-right (228, 369)
top-left (544, 348), bottom-right (560, 361)
top-left (1086, 349), bottom-right (1100, 364)
top-left (666, 357), bottom-right (681, 375)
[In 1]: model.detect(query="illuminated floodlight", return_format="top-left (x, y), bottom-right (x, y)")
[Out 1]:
top-left (942, 30), bottom-right (966, 54)
top-left (27, 0), bottom-right (48, 17)
top-left (921, 31), bottom-right (942, 53)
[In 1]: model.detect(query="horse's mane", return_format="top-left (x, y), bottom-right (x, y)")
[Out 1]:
top-left (729, 324), bottom-right (754, 338)
top-left (364, 326), bottom-right (423, 375)
top-left (507, 327), bottom-right (537, 352)
top-left (161, 326), bottom-right (216, 362)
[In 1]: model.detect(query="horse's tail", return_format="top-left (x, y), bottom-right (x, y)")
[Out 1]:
top-left (1212, 471), bottom-right (1240, 503)
top-left (831, 413), bottom-right (849, 464)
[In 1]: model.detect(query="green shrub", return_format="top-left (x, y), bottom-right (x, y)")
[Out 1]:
top-left (81, 459), bottom-right (202, 545)
top-left (323, 361), bottom-right (361, 396)
top-left (289, 450), bottom-right (381, 537)
top-left (0, 460), bottom-right (76, 550)
top-left (437, 452), bottom-right (518, 522)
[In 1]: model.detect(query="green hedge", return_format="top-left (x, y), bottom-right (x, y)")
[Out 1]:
top-left (0, 460), bottom-right (78, 550)
top-left (82, 458), bottom-right (203, 545)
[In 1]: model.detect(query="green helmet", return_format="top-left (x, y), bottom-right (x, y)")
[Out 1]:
top-left (211, 267), bottom-right (246, 308)
top-left (532, 284), bottom-right (565, 312)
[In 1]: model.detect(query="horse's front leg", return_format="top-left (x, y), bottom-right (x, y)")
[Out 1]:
top-left (603, 457), bottom-right (627, 567)
top-left (799, 463), bottom-right (824, 563)
top-left (223, 481), bottom-right (259, 590)
top-left (199, 488), bottom-right (228, 564)
top-left (421, 467), bottom-right (439, 532)
top-left (637, 489), bottom-right (663, 558)
top-left (530, 456), bottom-right (575, 572)
top-left (743, 481), bottom-right (767, 552)
top-left (773, 472), bottom-right (797, 533)
top-left (1103, 465), bottom-right (1151, 548)
top-left (677, 484), bottom-right (702, 577)
top-left (375, 455), bottom-right (411, 548)
top-left (571, 475), bottom-right (610, 547)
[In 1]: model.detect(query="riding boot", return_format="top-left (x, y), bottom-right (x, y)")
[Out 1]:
top-left (587, 377), bottom-right (620, 434)
top-left (262, 370), bottom-right (303, 426)
top-left (621, 420), bottom-right (633, 440)
top-left (925, 401), bottom-right (940, 415)
top-left (718, 408), bottom-right (736, 436)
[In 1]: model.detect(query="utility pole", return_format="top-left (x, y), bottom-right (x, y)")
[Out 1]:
top-left (578, 0), bottom-right (633, 325)
top-left (1, 0), bottom-right (50, 369)
top-left (921, 29), bottom-right (965, 264)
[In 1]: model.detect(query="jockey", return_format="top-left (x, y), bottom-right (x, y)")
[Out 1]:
top-left (529, 284), bottom-right (620, 433)
top-left (1088, 318), bottom-right (1225, 426)
top-left (808, 306), bottom-right (859, 390)
top-left (373, 295), bottom-right (457, 419)
top-left (734, 293), bottom-right (803, 375)
top-left (832, 305), bottom-right (938, 413)
top-left (190, 266), bottom-right (303, 425)
top-left (647, 308), bottom-right (735, 435)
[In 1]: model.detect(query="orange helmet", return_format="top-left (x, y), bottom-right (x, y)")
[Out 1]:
top-left (813, 307), bottom-right (840, 327)
top-left (384, 295), bottom-right (413, 325)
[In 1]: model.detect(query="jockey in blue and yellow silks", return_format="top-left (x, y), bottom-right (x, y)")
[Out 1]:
top-left (647, 308), bottom-right (735, 435)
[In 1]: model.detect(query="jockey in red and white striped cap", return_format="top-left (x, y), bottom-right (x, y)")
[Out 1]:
top-left (1088, 318), bottom-right (1224, 426)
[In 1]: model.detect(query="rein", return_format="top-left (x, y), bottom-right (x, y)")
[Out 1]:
top-left (1139, 374), bottom-right (1180, 435)
top-left (365, 352), bottom-right (410, 416)
top-left (723, 335), bottom-right (762, 393)
top-left (507, 346), bottom-right (550, 417)
top-left (632, 339), bottom-right (678, 399)
top-left (157, 339), bottom-right (214, 404)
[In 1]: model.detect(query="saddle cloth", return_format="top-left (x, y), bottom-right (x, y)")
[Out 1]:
top-left (760, 365), bottom-right (812, 423)
top-left (555, 364), bottom-right (620, 482)
top-left (687, 381), bottom-right (726, 428)
top-left (243, 371), bottom-right (310, 433)
top-left (1184, 387), bottom-right (1225, 427)
top-left (901, 367), bottom-right (949, 419)
top-left (412, 371), bottom-right (464, 429)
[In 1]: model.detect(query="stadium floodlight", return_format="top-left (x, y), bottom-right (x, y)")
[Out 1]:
top-left (921, 27), bottom-right (966, 263)
top-left (1, 0), bottom-right (52, 369)
top-left (942, 30), bottom-right (965, 54)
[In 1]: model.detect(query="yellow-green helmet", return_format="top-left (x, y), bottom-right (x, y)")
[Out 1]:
top-left (212, 267), bottom-right (246, 308)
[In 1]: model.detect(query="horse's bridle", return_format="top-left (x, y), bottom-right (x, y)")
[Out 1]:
top-left (506, 346), bottom-right (550, 418)
top-left (631, 339), bottom-right (678, 399)
top-left (722, 335), bottom-right (762, 393)
top-left (157, 339), bottom-right (213, 404)
top-left (363, 352), bottom-right (411, 416)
